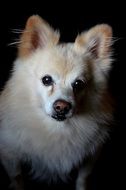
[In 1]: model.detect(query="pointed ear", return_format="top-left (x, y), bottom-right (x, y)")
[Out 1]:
top-left (18, 15), bottom-right (60, 57)
top-left (74, 24), bottom-right (112, 58)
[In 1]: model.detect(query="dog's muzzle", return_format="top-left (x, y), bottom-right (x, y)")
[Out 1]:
top-left (52, 99), bottom-right (72, 121)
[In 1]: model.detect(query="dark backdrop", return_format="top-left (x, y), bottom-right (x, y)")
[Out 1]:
top-left (0, 2), bottom-right (125, 190)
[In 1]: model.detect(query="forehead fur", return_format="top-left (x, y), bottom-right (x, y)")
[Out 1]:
top-left (32, 43), bottom-right (88, 77)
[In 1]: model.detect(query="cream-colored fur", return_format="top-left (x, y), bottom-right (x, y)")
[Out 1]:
top-left (0, 15), bottom-right (113, 190)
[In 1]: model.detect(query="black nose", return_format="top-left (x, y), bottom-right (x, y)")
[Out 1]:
top-left (53, 99), bottom-right (72, 115)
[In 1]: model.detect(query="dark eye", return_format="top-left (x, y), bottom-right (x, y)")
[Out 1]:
top-left (42, 75), bottom-right (54, 86)
top-left (72, 80), bottom-right (85, 92)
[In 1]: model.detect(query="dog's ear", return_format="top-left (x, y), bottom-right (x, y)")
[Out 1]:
top-left (74, 24), bottom-right (112, 59)
top-left (18, 15), bottom-right (60, 57)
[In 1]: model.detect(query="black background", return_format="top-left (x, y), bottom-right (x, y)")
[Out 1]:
top-left (0, 2), bottom-right (125, 190)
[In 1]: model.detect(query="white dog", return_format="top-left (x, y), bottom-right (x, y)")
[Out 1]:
top-left (0, 15), bottom-right (113, 190)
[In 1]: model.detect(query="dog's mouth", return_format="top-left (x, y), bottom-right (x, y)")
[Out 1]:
top-left (51, 114), bottom-right (67, 121)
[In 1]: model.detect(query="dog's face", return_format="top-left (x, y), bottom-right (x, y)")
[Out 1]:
top-left (30, 45), bottom-right (90, 121)
top-left (17, 15), bottom-right (112, 122)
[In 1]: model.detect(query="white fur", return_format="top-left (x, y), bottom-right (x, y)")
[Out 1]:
top-left (0, 20), bottom-right (113, 190)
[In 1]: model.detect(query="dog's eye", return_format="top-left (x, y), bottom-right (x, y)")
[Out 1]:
top-left (72, 80), bottom-right (85, 92)
top-left (42, 75), bottom-right (54, 86)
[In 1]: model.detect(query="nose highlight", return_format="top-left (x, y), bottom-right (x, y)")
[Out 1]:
top-left (53, 99), bottom-right (72, 115)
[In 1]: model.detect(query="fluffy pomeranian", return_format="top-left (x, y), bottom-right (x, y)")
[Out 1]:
top-left (0, 15), bottom-right (113, 190)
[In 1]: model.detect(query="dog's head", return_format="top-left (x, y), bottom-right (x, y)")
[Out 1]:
top-left (16, 15), bottom-right (113, 122)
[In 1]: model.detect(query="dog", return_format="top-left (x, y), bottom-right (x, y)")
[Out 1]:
top-left (0, 15), bottom-right (113, 190)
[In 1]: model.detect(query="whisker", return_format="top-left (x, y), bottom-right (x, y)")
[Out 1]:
top-left (7, 39), bottom-right (25, 47)
top-left (8, 41), bottom-right (21, 46)
top-left (11, 29), bottom-right (24, 34)
top-left (11, 28), bottom-right (35, 34)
